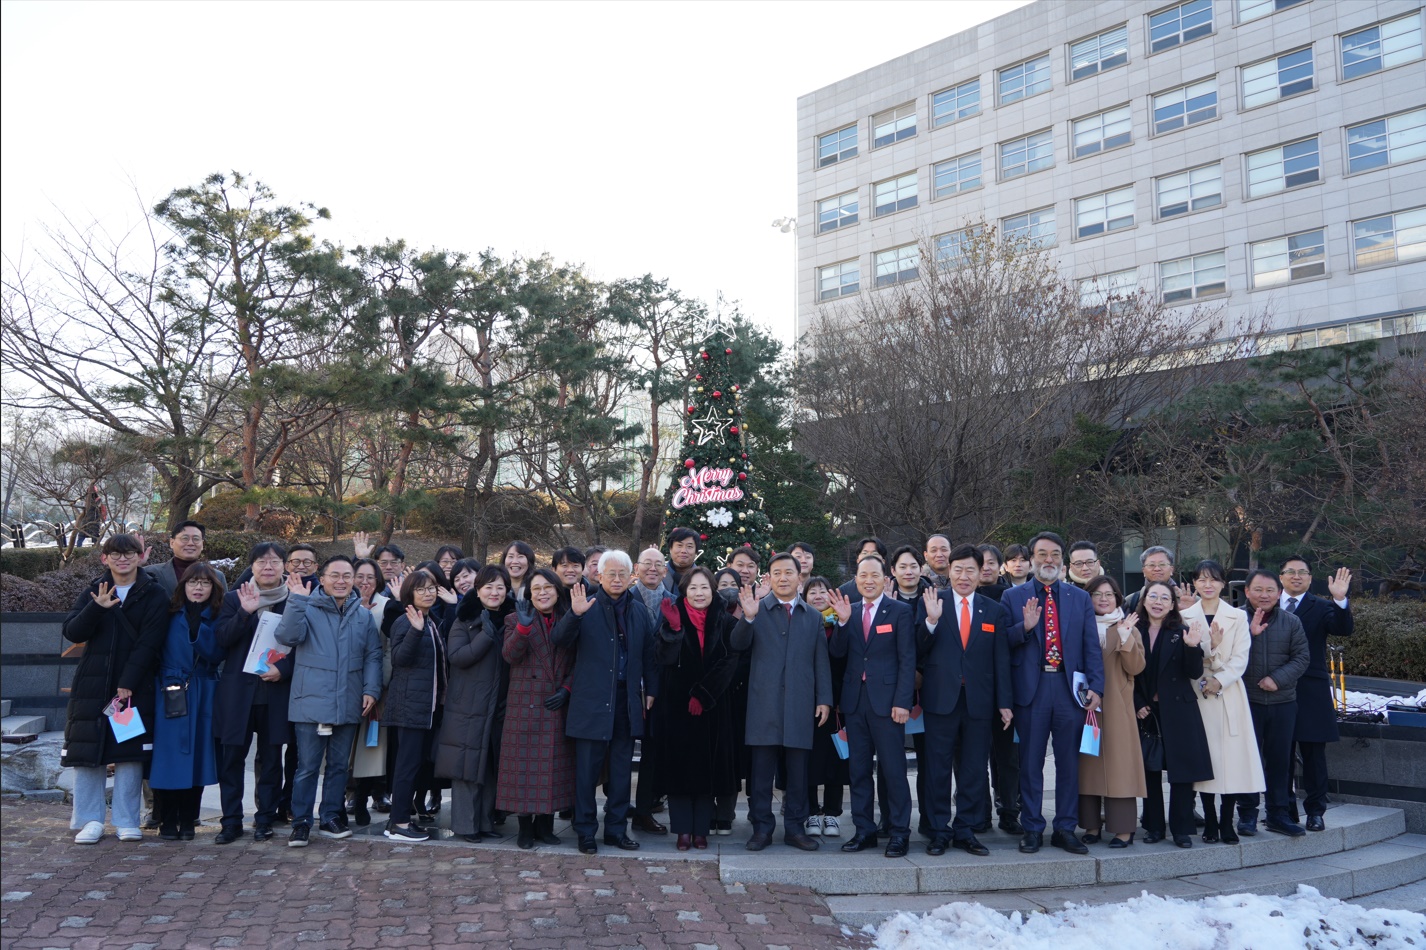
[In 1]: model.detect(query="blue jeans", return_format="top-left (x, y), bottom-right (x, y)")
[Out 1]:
top-left (290, 723), bottom-right (358, 827)
top-left (71, 762), bottom-right (143, 830)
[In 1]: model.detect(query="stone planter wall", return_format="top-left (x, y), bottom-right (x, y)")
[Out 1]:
top-left (1326, 720), bottom-right (1426, 833)
top-left (1, 612), bottom-right (73, 732)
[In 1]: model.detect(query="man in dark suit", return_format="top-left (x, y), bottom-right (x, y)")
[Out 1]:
top-left (828, 555), bottom-right (917, 858)
top-left (1280, 557), bottom-right (1354, 832)
top-left (1001, 531), bottom-right (1104, 855)
top-left (918, 544), bottom-right (1013, 857)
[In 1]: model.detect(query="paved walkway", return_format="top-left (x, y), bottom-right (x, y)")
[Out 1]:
top-left (0, 800), bottom-right (871, 950)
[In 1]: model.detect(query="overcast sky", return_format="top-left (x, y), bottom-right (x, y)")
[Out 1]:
top-left (1, 0), bottom-right (1030, 349)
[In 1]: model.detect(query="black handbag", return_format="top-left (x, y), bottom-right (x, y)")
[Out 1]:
top-left (163, 682), bottom-right (189, 719)
top-left (1139, 712), bottom-right (1164, 772)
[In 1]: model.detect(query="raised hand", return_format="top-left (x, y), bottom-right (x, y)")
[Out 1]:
top-left (286, 572), bottom-right (312, 597)
top-left (1116, 616), bottom-right (1138, 643)
top-left (1250, 608), bottom-right (1269, 637)
top-left (922, 587), bottom-right (943, 625)
top-left (1173, 582), bottom-right (1197, 610)
top-left (1327, 566), bottom-right (1352, 601)
top-left (883, 576), bottom-right (895, 598)
top-left (132, 533), bottom-right (153, 564)
top-left (569, 582), bottom-right (592, 616)
top-left (352, 531), bottom-right (373, 558)
top-left (754, 575), bottom-right (771, 600)
top-left (1184, 620), bottom-right (1205, 648)
top-left (405, 604), bottom-right (425, 630)
top-left (91, 581), bottom-right (119, 609)
top-left (1209, 619), bottom-right (1224, 650)
top-left (738, 584), bottom-right (761, 619)
top-left (1021, 595), bottom-right (1041, 631)
top-left (827, 588), bottom-right (853, 625)
top-left (237, 580), bottom-right (261, 614)
top-left (436, 586), bottom-right (458, 605)
top-left (659, 598), bottom-right (682, 631)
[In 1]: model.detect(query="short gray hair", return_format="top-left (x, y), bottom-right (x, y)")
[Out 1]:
top-left (1140, 545), bottom-right (1175, 566)
top-left (599, 549), bottom-right (633, 575)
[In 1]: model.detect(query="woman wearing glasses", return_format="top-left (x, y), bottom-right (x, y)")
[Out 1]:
top-left (1078, 576), bottom-right (1145, 848)
top-left (381, 569), bottom-right (448, 841)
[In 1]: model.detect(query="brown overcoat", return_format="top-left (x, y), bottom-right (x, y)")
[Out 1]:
top-left (494, 611), bottom-right (576, 815)
top-left (1079, 611), bottom-right (1148, 798)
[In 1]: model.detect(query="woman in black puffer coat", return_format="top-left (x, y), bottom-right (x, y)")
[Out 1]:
top-left (381, 569), bottom-right (448, 841)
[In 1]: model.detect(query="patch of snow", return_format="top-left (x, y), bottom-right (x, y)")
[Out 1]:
top-left (1345, 689), bottom-right (1426, 715)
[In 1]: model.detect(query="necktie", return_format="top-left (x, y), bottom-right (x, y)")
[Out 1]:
top-left (862, 602), bottom-right (875, 642)
top-left (786, 603), bottom-right (794, 620)
top-left (1287, 597), bottom-right (1299, 613)
top-left (1042, 585), bottom-right (1061, 669)
top-left (959, 597), bottom-right (971, 650)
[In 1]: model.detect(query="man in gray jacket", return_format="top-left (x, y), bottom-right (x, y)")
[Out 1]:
top-left (1238, 569), bottom-right (1311, 839)
top-left (275, 555), bottom-right (384, 847)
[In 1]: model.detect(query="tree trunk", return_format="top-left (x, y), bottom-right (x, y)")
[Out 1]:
top-left (382, 410), bottom-right (419, 543)
top-left (630, 393), bottom-right (661, 554)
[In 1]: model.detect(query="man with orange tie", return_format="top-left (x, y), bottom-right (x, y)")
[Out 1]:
top-left (828, 554), bottom-right (917, 858)
top-left (917, 544), bottom-right (1013, 857)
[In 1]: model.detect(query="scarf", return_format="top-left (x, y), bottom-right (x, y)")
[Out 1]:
top-left (169, 556), bottom-right (197, 583)
top-left (252, 581), bottom-right (289, 614)
top-left (685, 604), bottom-right (708, 651)
top-left (185, 601), bottom-right (205, 643)
top-left (1095, 606), bottom-right (1125, 649)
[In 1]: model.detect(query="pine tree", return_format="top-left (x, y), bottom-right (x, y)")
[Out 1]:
top-left (661, 324), bottom-right (775, 569)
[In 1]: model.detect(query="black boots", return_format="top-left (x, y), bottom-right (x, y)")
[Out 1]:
top-left (516, 815), bottom-right (535, 849)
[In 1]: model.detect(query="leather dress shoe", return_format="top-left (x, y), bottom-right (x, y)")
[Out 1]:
top-left (841, 834), bottom-right (879, 853)
top-left (373, 795), bottom-right (392, 814)
top-left (253, 825), bottom-right (274, 842)
top-left (1235, 821), bottom-right (1258, 837)
top-left (953, 836), bottom-right (990, 856)
top-left (884, 836), bottom-right (909, 858)
top-left (1082, 832), bottom-right (1102, 844)
top-left (159, 825), bottom-right (180, 841)
top-left (999, 816), bottom-right (1024, 835)
top-left (1306, 815), bottom-right (1325, 832)
top-left (1143, 831), bottom-right (1165, 844)
top-left (1019, 831), bottom-right (1043, 853)
top-left (1174, 835), bottom-right (1194, 848)
top-left (877, 820), bottom-right (891, 836)
top-left (632, 813), bottom-right (667, 835)
top-left (785, 833), bottom-right (819, 851)
top-left (603, 833), bottom-right (641, 850)
top-left (179, 826), bottom-right (195, 841)
top-left (578, 836), bottom-right (598, 854)
top-left (1052, 830), bottom-right (1089, 854)
top-left (692, 835), bottom-right (708, 849)
top-left (1107, 835), bottom-right (1134, 849)
top-left (676, 833), bottom-right (692, 851)
top-left (1265, 817), bottom-right (1306, 837)
top-left (926, 836), bottom-right (949, 856)
top-left (745, 832), bottom-right (771, 851)
top-left (215, 827), bottom-right (244, 845)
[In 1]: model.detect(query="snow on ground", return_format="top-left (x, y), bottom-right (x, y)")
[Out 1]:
top-left (871, 886), bottom-right (1426, 950)
top-left (1345, 689), bottom-right (1426, 717)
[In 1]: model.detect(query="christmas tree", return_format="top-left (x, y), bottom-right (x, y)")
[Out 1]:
top-left (662, 322), bottom-right (775, 568)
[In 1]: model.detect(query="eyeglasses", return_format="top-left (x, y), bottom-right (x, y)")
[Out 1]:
top-left (1070, 559), bottom-right (1099, 569)
top-left (287, 557), bottom-right (317, 568)
top-left (1280, 569), bottom-right (1311, 577)
top-left (377, 558), bottom-right (402, 567)
top-left (1090, 590), bottom-right (1117, 598)
top-left (1144, 593), bottom-right (1174, 603)
top-left (411, 585), bottom-right (438, 595)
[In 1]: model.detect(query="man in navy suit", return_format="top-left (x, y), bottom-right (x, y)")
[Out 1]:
top-left (828, 554), bottom-right (917, 858)
top-left (918, 544), bottom-right (1013, 857)
top-left (1001, 531), bottom-right (1104, 855)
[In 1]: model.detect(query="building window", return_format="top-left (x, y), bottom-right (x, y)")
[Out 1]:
top-left (1078, 268), bottom-right (1140, 310)
top-left (1160, 250), bottom-right (1227, 302)
top-left (1246, 137), bottom-right (1320, 197)
top-left (1072, 104), bottom-right (1132, 158)
top-left (818, 260), bottom-right (860, 301)
top-left (1250, 228), bottom-right (1326, 288)
top-left (1150, 0), bottom-right (1214, 53)
top-left (1340, 12), bottom-right (1423, 81)
top-left (872, 103), bottom-right (917, 149)
top-left (1347, 108), bottom-right (1426, 174)
top-left (1075, 187), bottom-right (1135, 239)
top-left (817, 125), bottom-right (857, 167)
top-left (933, 153), bottom-right (981, 198)
top-left (1070, 25), bottom-right (1129, 80)
top-left (935, 226), bottom-right (982, 268)
top-left (873, 173), bottom-right (917, 217)
top-left (1239, 0), bottom-right (1309, 23)
top-left (931, 79), bottom-right (980, 127)
top-left (1352, 208), bottom-right (1426, 268)
top-left (998, 54), bottom-right (1051, 104)
top-left (817, 191), bottom-right (859, 234)
top-left (999, 129), bottom-right (1054, 180)
top-left (1155, 163), bottom-right (1223, 218)
top-left (1241, 47), bottom-right (1314, 108)
top-left (1002, 207), bottom-right (1057, 247)
top-left (1152, 79), bottom-right (1217, 135)
top-left (874, 244), bottom-right (920, 287)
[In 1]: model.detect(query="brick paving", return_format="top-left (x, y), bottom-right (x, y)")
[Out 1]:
top-left (0, 800), bottom-right (872, 950)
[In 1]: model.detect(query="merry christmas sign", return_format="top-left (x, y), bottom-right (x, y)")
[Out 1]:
top-left (671, 466), bottom-right (745, 509)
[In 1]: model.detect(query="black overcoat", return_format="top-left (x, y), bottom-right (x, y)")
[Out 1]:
top-left (655, 601), bottom-right (742, 798)
top-left (1134, 619), bottom-right (1214, 785)
top-left (212, 590), bottom-right (294, 748)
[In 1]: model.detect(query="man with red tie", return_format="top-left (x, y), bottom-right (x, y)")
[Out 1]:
top-left (917, 544), bottom-right (1013, 857)
top-left (828, 555), bottom-right (917, 858)
top-left (1000, 532), bottom-right (1104, 855)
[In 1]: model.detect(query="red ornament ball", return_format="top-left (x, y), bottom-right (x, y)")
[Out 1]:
top-left (695, 374), bottom-right (703, 381)
top-left (685, 458), bottom-right (696, 468)
top-left (700, 351), bottom-right (711, 360)
top-left (728, 425), bottom-right (739, 434)
top-left (737, 472), bottom-right (748, 481)
top-left (699, 533), bottom-right (708, 541)
top-left (724, 348), bottom-right (733, 355)
top-left (741, 453), bottom-right (748, 459)
top-left (687, 405), bottom-right (696, 413)
top-left (712, 390), bottom-right (722, 398)
top-left (732, 384), bottom-right (740, 391)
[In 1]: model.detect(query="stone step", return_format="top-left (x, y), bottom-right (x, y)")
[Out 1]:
top-left (717, 804), bottom-right (1405, 896)
top-left (1, 715), bottom-right (47, 737)
top-left (825, 833), bottom-right (1426, 927)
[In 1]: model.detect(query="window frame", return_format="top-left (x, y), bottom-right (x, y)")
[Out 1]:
top-left (1351, 207), bottom-right (1426, 270)
top-left (1249, 227), bottom-right (1328, 289)
top-left (872, 172), bottom-right (918, 218)
top-left (1240, 45), bottom-right (1315, 110)
top-left (1154, 162), bottom-right (1224, 219)
top-left (1339, 12), bottom-right (1424, 82)
top-left (934, 226), bottom-right (984, 269)
top-left (817, 259), bottom-right (862, 301)
top-left (1074, 186), bottom-right (1136, 240)
top-left (932, 151), bottom-right (982, 199)
top-left (997, 52), bottom-right (1052, 105)
top-left (1159, 249), bottom-right (1228, 303)
top-left (1345, 107), bottom-right (1426, 176)
top-left (1150, 77), bottom-right (1218, 136)
top-left (999, 128), bottom-right (1055, 181)
top-left (1001, 206), bottom-right (1058, 248)
top-left (1072, 103), bottom-right (1133, 159)
top-left (871, 102), bottom-right (918, 150)
top-left (1245, 135), bottom-right (1322, 199)
top-left (874, 243), bottom-right (921, 288)
top-left (1238, 0), bottom-right (1309, 25)
top-left (816, 191), bottom-right (860, 234)
top-left (817, 124), bottom-right (858, 168)
top-left (1069, 24), bottom-right (1130, 81)
top-left (1149, 0), bottom-right (1215, 54)
top-left (1078, 268), bottom-right (1140, 312)
top-left (931, 78), bottom-right (981, 128)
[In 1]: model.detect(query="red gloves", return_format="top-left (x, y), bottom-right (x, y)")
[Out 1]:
top-left (688, 697), bottom-right (703, 716)
top-left (660, 598), bottom-right (682, 631)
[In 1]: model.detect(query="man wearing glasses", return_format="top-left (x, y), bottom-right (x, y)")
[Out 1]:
top-left (1065, 542), bottom-right (1103, 590)
top-left (285, 545), bottom-right (320, 582)
top-left (143, 520), bottom-right (207, 595)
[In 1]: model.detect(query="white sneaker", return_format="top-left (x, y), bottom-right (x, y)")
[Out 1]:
top-left (821, 816), bottom-right (841, 837)
top-left (116, 827), bottom-right (143, 841)
top-left (74, 821), bottom-right (105, 845)
top-left (805, 815), bottom-right (822, 836)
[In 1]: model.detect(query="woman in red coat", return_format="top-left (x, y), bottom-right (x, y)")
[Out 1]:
top-left (496, 568), bottom-right (575, 849)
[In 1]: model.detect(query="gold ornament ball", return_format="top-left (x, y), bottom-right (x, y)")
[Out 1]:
top-left (737, 512), bottom-right (745, 520)
top-left (725, 547), bottom-right (733, 554)
top-left (738, 527), bottom-right (746, 534)
top-left (697, 386), bottom-right (705, 393)
top-left (727, 410), bottom-right (734, 416)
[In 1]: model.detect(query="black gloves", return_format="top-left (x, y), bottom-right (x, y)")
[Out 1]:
top-left (543, 687), bottom-right (571, 711)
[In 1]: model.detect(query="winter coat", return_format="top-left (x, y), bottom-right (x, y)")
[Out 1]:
top-left (655, 601), bottom-right (742, 798)
top-left (150, 606), bottom-right (223, 789)
top-left (61, 571), bottom-right (170, 768)
top-left (1079, 612), bottom-right (1147, 799)
top-left (434, 606), bottom-right (505, 784)
top-left (552, 588), bottom-right (660, 742)
top-left (383, 613), bottom-right (446, 731)
top-left (1134, 619), bottom-right (1213, 785)
top-left (275, 588), bottom-right (384, 725)
top-left (1187, 602), bottom-right (1266, 795)
top-left (1289, 592), bottom-right (1354, 742)
top-left (729, 595), bottom-right (832, 750)
top-left (809, 613), bottom-right (850, 789)
top-left (496, 610), bottom-right (576, 814)
top-left (1243, 608), bottom-right (1310, 705)
top-left (212, 589), bottom-right (295, 748)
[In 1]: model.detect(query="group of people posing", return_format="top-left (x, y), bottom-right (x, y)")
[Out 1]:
top-left (60, 522), bottom-right (1351, 861)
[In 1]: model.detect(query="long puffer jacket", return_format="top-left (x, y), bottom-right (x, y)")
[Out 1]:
top-left (383, 612), bottom-right (446, 731)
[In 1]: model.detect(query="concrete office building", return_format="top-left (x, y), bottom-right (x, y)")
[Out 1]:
top-left (795, 0), bottom-right (1425, 351)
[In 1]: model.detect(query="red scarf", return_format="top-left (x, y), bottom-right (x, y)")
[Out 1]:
top-left (685, 604), bottom-right (708, 651)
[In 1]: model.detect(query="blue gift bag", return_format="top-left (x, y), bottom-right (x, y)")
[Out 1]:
top-left (1080, 709), bottom-right (1101, 756)
top-left (107, 699), bottom-right (146, 743)
top-left (831, 727), bottom-right (850, 760)
top-left (366, 719), bottom-right (381, 748)
top-left (903, 705), bottom-right (925, 735)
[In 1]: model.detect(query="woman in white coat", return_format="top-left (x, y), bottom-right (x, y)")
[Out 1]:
top-left (1184, 560), bottom-right (1265, 844)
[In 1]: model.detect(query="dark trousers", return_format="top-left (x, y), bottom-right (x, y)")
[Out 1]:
top-left (218, 705), bottom-right (285, 831)
top-left (573, 685), bottom-right (634, 839)
top-left (875, 732), bottom-right (928, 831)
top-left (924, 695), bottom-right (992, 840)
top-left (259, 723), bottom-right (298, 814)
top-left (809, 778), bottom-right (844, 816)
top-left (388, 726), bottom-right (430, 826)
top-left (749, 745), bottom-right (809, 838)
top-left (1143, 773), bottom-right (1196, 838)
top-left (1295, 740), bottom-right (1329, 817)
top-left (1016, 669), bottom-right (1082, 834)
top-left (990, 712), bottom-right (1021, 820)
top-left (152, 787), bottom-right (203, 828)
top-left (668, 793), bottom-right (715, 836)
top-left (1245, 700), bottom-right (1298, 822)
top-left (846, 685), bottom-right (911, 838)
top-left (634, 704), bottom-right (662, 815)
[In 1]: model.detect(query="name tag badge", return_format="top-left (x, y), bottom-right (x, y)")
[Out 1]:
top-left (875, 624), bottom-right (893, 634)
top-left (981, 622), bottom-right (995, 632)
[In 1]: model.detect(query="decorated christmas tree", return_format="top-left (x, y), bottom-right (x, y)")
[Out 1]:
top-left (662, 322), bottom-right (775, 568)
